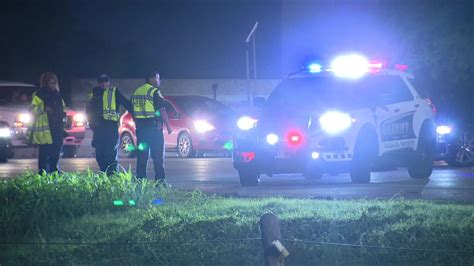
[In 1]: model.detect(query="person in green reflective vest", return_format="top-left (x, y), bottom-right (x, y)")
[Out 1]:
top-left (30, 72), bottom-right (66, 174)
top-left (86, 74), bottom-right (132, 175)
top-left (131, 71), bottom-right (172, 185)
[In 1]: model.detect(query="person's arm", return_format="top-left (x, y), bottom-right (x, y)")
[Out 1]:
top-left (115, 88), bottom-right (133, 113)
top-left (153, 91), bottom-right (172, 134)
top-left (85, 89), bottom-right (99, 130)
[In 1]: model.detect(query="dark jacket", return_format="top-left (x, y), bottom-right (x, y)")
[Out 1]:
top-left (35, 87), bottom-right (66, 140)
top-left (86, 87), bottom-right (132, 130)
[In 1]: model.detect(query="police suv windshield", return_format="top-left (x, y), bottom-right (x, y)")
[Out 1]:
top-left (265, 75), bottom-right (409, 113)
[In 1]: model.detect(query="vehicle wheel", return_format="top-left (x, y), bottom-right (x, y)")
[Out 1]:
top-left (119, 132), bottom-right (136, 158)
top-left (61, 146), bottom-right (77, 158)
top-left (238, 169), bottom-right (260, 186)
top-left (408, 124), bottom-right (435, 179)
top-left (446, 130), bottom-right (474, 167)
top-left (0, 157), bottom-right (7, 163)
top-left (303, 164), bottom-right (324, 180)
top-left (350, 128), bottom-right (377, 183)
top-left (178, 132), bottom-right (195, 158)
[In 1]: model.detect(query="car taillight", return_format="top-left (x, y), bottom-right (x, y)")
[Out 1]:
top-left (72, 113), bottom-right (86, 127)
top-left (236, 151), bottom-right (255, 162)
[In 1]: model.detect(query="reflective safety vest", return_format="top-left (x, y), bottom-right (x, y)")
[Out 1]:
top-left (131, 83), bottom-right (159, 119)
top-left (102, 87), bottom-right (119, 121)
top-left (29, 92), bottom-right (66, 145)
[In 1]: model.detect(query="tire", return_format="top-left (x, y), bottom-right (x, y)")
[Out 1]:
top-left (446, 130), bottom-right (474, 167)
top-left (408, 124), bottom-right (434, 179)
top-left (303, 164), bottom-right (324, 180)
top-left (239, 169), bottom-right (260, 186)
top-left (177, 132), bottom-right (195, 158)
top-left (61, 146), bottom-right (77, 158)
top-left (350, 128), bottom-right (377, 183)
top-left (0, 157), bottom-right (7, 163)
top-left (119, 132), bottom-right (136, 158)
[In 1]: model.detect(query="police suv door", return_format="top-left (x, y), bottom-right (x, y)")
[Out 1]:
top-left (374, 75), bottom-right (417, 155)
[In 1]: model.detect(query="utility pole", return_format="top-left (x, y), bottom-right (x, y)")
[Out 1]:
top-left (245, 21), bottom-right (258, 106)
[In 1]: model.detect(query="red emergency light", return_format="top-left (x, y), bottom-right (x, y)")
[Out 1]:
top-left (395, 64), bottom-right (408, 72)
top-left (287, 131), bottom-right (303, 146)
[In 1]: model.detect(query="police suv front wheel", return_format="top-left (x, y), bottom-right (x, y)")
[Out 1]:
top-left (303, 164), bottom-right (324, 180)
top-left (350, 128), bottom-right (377, 183)
top-left (238, 169), bottom-right (260, 186)
top-left (408, 129), bottom-right (434, 179)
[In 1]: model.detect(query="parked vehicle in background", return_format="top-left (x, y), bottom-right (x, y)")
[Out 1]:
top-left (0, 121), bottom-right (14, 162)
top-left (0, 81), bottom-right (86, 157)
top-left (119, 95), bottom-right (235, 158)
top-left (435, 119), bottom-right (474, 167)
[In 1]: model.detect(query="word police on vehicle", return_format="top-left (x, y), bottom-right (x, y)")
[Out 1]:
top-left (233, 54), bottom-right (436, 186)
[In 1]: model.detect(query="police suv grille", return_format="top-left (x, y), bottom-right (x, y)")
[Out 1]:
top-left (319, 137), bottom-right (345, 151)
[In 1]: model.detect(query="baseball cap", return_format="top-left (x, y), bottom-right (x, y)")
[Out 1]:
top-left (97, 74), bottom-right (110, 83)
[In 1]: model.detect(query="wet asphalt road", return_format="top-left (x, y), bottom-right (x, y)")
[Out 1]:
top-left (1, 157), bottom-right (474, 202)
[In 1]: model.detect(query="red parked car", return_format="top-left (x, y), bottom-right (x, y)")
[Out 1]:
top-left (118, 96), bottom-right (235, 157)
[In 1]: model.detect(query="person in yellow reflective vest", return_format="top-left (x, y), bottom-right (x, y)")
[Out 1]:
top-left (131, 71), bottom-right (172, 185)
top-left (86, 74), bottom-right (132, 175)
top-left (30, 72), bottom-right (66, 174)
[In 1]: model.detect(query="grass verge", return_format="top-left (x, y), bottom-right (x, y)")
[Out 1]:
top-left (1, 172), bottom-right (473, 265)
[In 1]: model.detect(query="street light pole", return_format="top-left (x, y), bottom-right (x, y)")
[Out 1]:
top-left (245, 21), bottom-right (258, 105)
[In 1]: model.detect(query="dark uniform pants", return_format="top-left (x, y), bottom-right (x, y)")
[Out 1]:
top-left (93, 125), bottom-right (119, 175)
top-left (136, 124), bottom-right (165, 180)
top-left (38, 136), bottom-right (63, 174)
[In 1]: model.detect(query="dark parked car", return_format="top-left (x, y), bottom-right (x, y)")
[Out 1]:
top-left (119, 95), bottom-right (235, 157)
top-left (435, 119), bottom-right (474, 167)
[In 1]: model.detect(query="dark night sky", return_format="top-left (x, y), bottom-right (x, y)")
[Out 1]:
top-left (1, 0), bottom-right (472, 117)
top-left (0, 0), bottom-right (282, 85)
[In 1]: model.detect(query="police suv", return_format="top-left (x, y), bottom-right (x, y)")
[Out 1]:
top-left (233, 54), bottom-right (436, 186)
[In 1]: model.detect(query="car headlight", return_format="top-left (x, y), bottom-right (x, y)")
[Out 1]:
top-left (18, 113), bottom-right (31, 123)
top-left (73, 113), bottom-right (86, 123)
top-left (436, 125), bottom-right (452, 135)
top-left (237, 116), bottom-right (257, 130)
top-left (193, 120), bottom-right (215, 133)
top-left (319, 111), bottom-right (352, 134)
top-left (0, 128), bottom-right (11, 138)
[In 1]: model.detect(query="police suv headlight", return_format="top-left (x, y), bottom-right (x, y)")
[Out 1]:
top-left (0, 128), bottom-right (11, 138)
top-left (266, 133), bottom-right (279, 145)
top-left (237, 116), bottom-right (257, 130)
top-left (319, 111), bottom-right (352, 134)
top-left (193, 120), bottom-right (215, 133)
